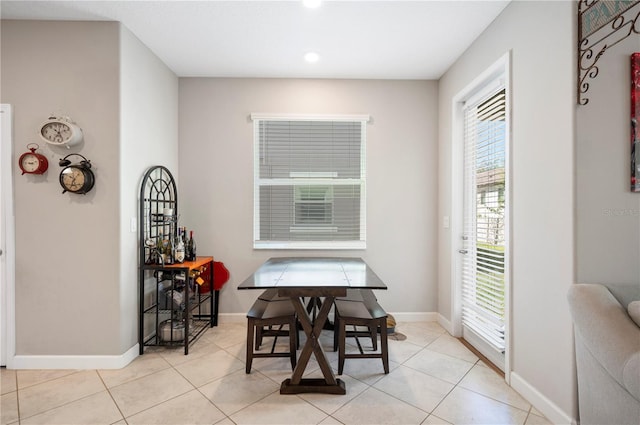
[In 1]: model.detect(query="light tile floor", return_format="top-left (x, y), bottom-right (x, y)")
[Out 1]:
top-left (1, 321), bottom-right (552, 425)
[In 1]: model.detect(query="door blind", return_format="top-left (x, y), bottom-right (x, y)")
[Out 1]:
top-left (253, 116), bottom-right (367, 249)
top-left (461, 88), bottom-right (507, 353)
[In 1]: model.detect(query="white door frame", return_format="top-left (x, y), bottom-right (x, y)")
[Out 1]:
top-left (1, 104), bottom-right (16, 368)
top-left (450, 53), bottom-right (512, 381)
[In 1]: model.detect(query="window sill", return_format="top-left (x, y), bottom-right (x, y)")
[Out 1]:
top-left (254, 241), bottom-right (366, 250)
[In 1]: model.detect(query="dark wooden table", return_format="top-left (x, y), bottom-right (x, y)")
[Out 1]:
top-left (238, 257), bottom-right (387, 394)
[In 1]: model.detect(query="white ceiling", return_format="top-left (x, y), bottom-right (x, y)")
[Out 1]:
top-left (1, 0), bottom-right (510, 79)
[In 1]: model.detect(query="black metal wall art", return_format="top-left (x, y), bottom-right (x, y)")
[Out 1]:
top-left (578, 0), bottom-right (640, 105)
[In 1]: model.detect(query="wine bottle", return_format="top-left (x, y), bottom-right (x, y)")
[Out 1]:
top-left (175, 234), bottom-right (185, 263)
top-left (164, 234), bottom-right (174, 264)
top-left (187, 231), bottom-right (197, 261)
top-left (185, 231), bottom-right (192, 261)
top-left (156, 236), bottom-right (165, 265)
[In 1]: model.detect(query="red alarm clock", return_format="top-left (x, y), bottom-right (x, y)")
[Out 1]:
top-left (18, 143), bottom-right (49, 175)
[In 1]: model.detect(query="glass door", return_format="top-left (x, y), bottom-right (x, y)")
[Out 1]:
top-left (460, 87), bottom-right (508, 370)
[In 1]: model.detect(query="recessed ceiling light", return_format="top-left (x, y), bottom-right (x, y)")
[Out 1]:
top-left (304, 52), bottom-right (320, 63)
top-left (303, 0), bottom-right (322, 8)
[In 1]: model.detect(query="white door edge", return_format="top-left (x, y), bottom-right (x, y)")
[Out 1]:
top-left (1, 104), bottom-right (16, 368)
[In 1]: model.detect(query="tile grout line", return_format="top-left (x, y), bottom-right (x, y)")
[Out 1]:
top-left (339, 327), bottom-right (465, 422)
top-left (166, 351), bottom-right (238, 423)
top-left (333, 332), bottom-right (468, 423)
top-left (97, 368), bottom-right (128, 424)
top-left (195, 366), bottom-right (281, 422)
top-left (105, 362), bottom-right (198, 422)
top-left (453, 356), bottom-right (534, 418)
top-left (422, 358), bottom-right (482, 422)
top-left (14, 370), bottom-right (21, 425)
top-left (403, 332), bottom-right (536, 417)
top-left (523, 405), bottom-right (533, 425)
top-left (332, 332), bottom-right (482, 424)
top-left (15, 370), bottom-right (107, 423)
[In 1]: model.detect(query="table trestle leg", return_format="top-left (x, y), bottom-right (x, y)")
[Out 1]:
top-left (280, 295), bottom-right (345, 395)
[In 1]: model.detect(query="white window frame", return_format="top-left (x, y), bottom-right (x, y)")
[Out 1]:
top-left (252, 114), bottom-right (369, 250)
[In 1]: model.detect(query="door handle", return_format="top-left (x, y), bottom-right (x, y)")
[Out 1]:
top-left (458, 249), bottom-right (468, 254)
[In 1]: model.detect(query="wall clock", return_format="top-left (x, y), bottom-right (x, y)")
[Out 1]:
top-left (58, 153), bottom-right (95, 194)
top-left (40, 116), bottom-right (83, 149)
top-left (18, 143), bottom-right (48, 175)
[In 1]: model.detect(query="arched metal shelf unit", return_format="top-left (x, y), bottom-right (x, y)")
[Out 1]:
top-left (138, 165), bottom-right (214, 355)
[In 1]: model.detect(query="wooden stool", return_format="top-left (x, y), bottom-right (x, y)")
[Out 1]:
top-left (334, 296), bottom-right (389, 375)
top-left (246, 297), bottom-right (297, 373)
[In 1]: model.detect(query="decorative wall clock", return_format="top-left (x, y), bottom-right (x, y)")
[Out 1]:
top-left (18, 143), bottom-right (48, 175)
top-left (58, 153), bottom-right (95, 194)
top-left (40, 116), bottom-right (83, 149)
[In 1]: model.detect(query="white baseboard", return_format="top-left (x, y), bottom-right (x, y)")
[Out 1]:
top-left (9, 344), bottom-right (140, 370)
top-left (217, 313), bottom-right (247, 323)
top-left (437, 313), bottom-right (455, 335)
top-left (510, 372), bottom-right (576, 425)
top-left (389, 312), bottom-right (438, 322)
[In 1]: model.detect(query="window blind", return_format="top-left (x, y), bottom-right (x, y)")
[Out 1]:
top-left (461, 88), bottom-right (507, 353)
top-left (253, 116), bottom-right (367, 249)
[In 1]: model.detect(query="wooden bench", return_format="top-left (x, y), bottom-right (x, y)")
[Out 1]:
top-left (246, 296), bottom-right (297, 373)
top-left (333, 290), bottom-right (389, 375)
top-left (255, 288), bottom-right (299, 349)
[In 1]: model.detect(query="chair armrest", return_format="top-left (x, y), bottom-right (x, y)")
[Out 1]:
top-left (568, 284), bottom-right (640, 401)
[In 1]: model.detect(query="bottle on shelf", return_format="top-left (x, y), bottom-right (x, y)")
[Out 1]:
top-left (145, 238), bottom-right (157, 264)
top-left (186, 230), bottom-right (197, 261)
top-left (175, 230), bottom-right (185, 263)
top-left (156, 235), bottom-right (165, 265)
top-left (162, 234), bottom-right (173, 265)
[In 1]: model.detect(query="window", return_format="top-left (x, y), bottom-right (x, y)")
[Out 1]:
top-left (294, 185), bottom-right (334, 227)
top-left (252, 115), bottom-right (368, 249)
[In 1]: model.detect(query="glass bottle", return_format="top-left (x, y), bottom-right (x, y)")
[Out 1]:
top-left (175, 232), bottom-right (185, 263)
top-left (156, 235), bottom-right (165, 265)
top-left (163, 234), bottom-right (173, 264)
top-left (187, 231), bottom-right (197, 261)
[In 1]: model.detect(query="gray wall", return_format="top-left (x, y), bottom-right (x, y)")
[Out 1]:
top-left (437, 1), bottom-right (576, 423)
top-left (576, 35), bottom-right (640, 284)
top-left (2, 20), bottom-right (122, 356)
top-left (178, 78), bottom-right (439, 317)
top-left (119, 26), bottom-right (179, 353)
top-left (1, 20), bottom-right (178, 363)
